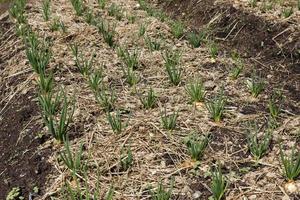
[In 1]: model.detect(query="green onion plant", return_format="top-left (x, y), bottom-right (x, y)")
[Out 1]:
top-left (140, 88), bottom-right (157, 109)
top-left (184, 133), bottom-right (210, 161)
top-left (185, 79), bottom-right (206, 103)
top-left (280, 145), bottom-right (300, 181)
top-left (161, 109), bottom-right (178, 130)
top-left (205, 88), bottom-right (226, 122)
top-left (211, 163), bottom-right (227, 200)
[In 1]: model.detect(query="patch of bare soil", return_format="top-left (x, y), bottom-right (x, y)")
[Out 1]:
top-left (0, 13), bottom-right (52, 199)
top-left (0, 91), bottom-right (51, 199)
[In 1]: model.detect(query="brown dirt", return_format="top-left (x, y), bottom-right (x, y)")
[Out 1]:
top-left (0, 88), bottom-right (52, 199)
top-left (0, 11), bottom-right (52, 200)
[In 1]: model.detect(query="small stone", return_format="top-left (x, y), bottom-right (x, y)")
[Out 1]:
top-left (267, 74), bottom-right (272, 79)
top-left (248, 195), bottom-right (257, 200)
top-left (102, 76), bottom-right (109, 83)
top-left (192, 191), bottom-right (201, 199)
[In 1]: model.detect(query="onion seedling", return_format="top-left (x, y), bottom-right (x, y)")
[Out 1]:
top-left (150, 179), bottom-right (173, 200)
top-left (171, 20), bottom-right (184, 39)
top-left (282, 7), bottom-right (293, 18)
top-left (205, 88), bottom-right (226, 122)
top-left (107, 110), bottom-right (128, 134)
top-left (138, 24), bottom-right (147, 37)
top-left (247, 123), bottom-right (272, 160)
top-left (187, 31), bottom-right (206, 48)
top-left (98, 0), bottom-right (106, 9)
top-left (211, 163), bottom-right (227, 200)
top-left (42, 91), bottom-right (75, 142)
top-left (95, 89), bottom-right (116, 111)
top-left (185, 79), bottom-right (206, 103)
top-left (184, 133), bottom-right (210, 161)
top-left (280, 145), bottom-right (300, 181)
top-left (42, 0), bottom-right (51, 21)
top-left (60, 136), bottom-right (84, 173)
top-left (70, 43), bottom-right (94, 76)
top-left (108, 3), bottom-right (123, 21)
top-left (144, 36), bottom-right (161, 51)
top-left (117, 46), bottom-right (140, 70)
top-left (25, 32), bottom-right (51, 75)
top-left (9, 0), bottom-right (27, 24)
top-left (161, 109), bottom-right (178, 130)
top-left (163, 50), bottom-right (182, 86)
top-left (140, 88), bottom-right (157, 109)
top-left (70, 0), bottom-right (84, 16)
top-left (246, 73), bottom-right (264, 98)
top-left (120, 146), bottom-right (133, 171)
top-left (37, 72), bottom-right (54, 95)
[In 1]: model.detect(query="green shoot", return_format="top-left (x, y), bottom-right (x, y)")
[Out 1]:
top-left (261, 1), bottom-right (273, 12)
top-left (59, 19), bottom-right (67, 33)
top-left (280, 145), bottom-right (300, 181)
top-left (6, 187), bottom-right (21, 200)
top-left (98, 0), bottom-right (106, 9)
top-left (9, 0), bottom-right (27, 24)
top-left (117, 46), bottom-right (140, 70)
top-left (88, 69), bottom-right (103, 93)
top-left (42, 91), bottom-right (75, 142)
top-left (205, 88), bottom-right (226, 122)
top-left (107, 110), bottom-right (127, 134)
top-left (70, 0), bottom-right (84, 16)
top-left (105, 186), bottom-right (115, 200)
top-left (144, 36), bottom-right (161, 51)
top-left (42, 0), bottom-right (51, 21)
top-left (140, 88), bottom-right (157, 109)
top-left (127, 15), bottom-right (136, 24)
top-left (247, 124), bottom-right (272, 160)
top-left (246, 73), bottom-right (264, 98)
top-left (187, 31), bottom-right (206, 48)
top-left (282, 7), bottom-right (293, 18)
top-left (150, 179), bottom-right (173, 200)
top-left (230, 52), bottom-right (244, 79)
top-left (85, 9), bottom-right (95, 25)
top-left (98, 21), bottom-right (116, 47)
top-left (185, 79), bottom-right (206, 103)
top-left (163, 50), bottom-right (182, 86)
top-left (161, 109), bottom-right (178, 130)
top-left (95, 89), bottom-right (116, 111)
top-left (230, 66), bottom-right (243, 80)
top-left (209, 41), bottom-right (218, 59)
top-left (50, 17), bottom-right (60, 31)
top-left (37, 72), bottom-right (54, 94)
top-left (25, 32), bottom-right (51, 75)
top-left (122, 66), bottom-right (140, 86)
top-left (108, 3), bottom-right (123, 21)
top-left (138, 24), bottom-right (147, 37)
top-left (38, 90), bottom-right (62, 117)
top-left (154, 10), bottom-right (167, 22)
top-left (248, 0), bottom-right (257, 7)
top-left (70, 43), bottom-right (94, 76)
top-left (268, 90), bottom-right (283, 119)
top-left (184, 133), bottom-right (209, 161)
top-left (60, 136), bottom-right (84, 173)
top-left (211, 163), bottom-right (227, 200)
top-left (171, 20), bottom-right (184, 39)
top-left (120, 146), bottom-right (133, 171)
